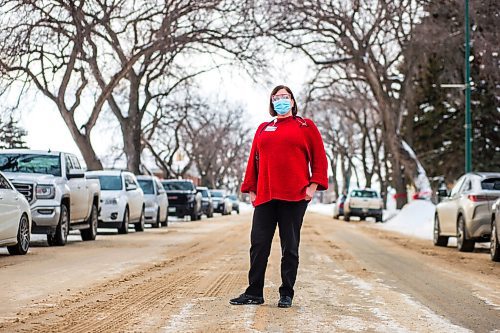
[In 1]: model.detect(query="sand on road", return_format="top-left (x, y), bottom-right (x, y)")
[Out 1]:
top-left (0, 211), bottom-right (499, 332)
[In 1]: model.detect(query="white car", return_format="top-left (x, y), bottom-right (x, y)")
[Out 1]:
top-left (344, 188), bottom-right (383, 222)
top-left (209, 189), bottom-right (232, 215)
top-left (86, 170), bottom-right (145, 233)
top-left (0, 171), bottom-right (32, 255)
top-left (136, 175), bottom-right (169, 228)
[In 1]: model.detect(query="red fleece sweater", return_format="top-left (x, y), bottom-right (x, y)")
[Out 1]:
top-left (241, 116), bottom-right (328, 207)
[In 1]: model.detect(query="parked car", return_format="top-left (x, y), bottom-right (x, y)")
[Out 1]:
top-left (434, 172), bottom-right (500, 252)
top-left (210, 189), bottom-right (231, 215)
top-left (227, 194), bottom-right (240, 214)
top-left (162, 179), bottom-right (202, 220)
top-left (333, 194), bottom-right (347, 219)
top-left (197, 186), bottom-right (214, 218)
top-left (86, 170), bottom-right (145, 233)
top-left (136, 175), bottom-right (169, 228)
top-left (344, 188), bottom-right (383, 222)
top-left (0, 171), bottom-right (32, 255)
top-left (0, 149), bottom-right (100, 246)
top-left (491, 198), bottom-right (500, 262)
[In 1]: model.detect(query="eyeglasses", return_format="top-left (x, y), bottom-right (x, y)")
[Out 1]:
top-left (271, 94), bottom-right (291, 102)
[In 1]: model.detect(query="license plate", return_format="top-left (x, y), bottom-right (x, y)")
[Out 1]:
top-left (168, 207), bottom-right (176, 212)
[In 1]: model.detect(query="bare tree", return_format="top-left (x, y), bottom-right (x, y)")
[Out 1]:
top-left (0, 0), bottom-right (263, 172)
top-left (0, 1), bottom-right (105, 169)
top-left (183, 106), bottom-right (251, 190)
top-left (264, 0), bottom-right (431, 207)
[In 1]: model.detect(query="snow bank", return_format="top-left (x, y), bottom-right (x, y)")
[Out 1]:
top-left (307, 203), bottom-right (334, 216)
top-left (379, 200), bottom-right (436, 240)
top-left (239, 202), bottom-right (254, 213)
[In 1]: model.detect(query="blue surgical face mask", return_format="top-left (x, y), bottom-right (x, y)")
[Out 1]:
top-left (273, 99), bottom-right (292, 115)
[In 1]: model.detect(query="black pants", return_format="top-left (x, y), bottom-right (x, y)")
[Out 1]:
top-left (245, 199), bottom-right (309, 299)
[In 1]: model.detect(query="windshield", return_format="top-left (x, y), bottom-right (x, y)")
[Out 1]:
top-left (162, 181), bottom-right (194, 191)
top-left (228, 194), bottom-right (237, 200)
top-left (87, 175), bottom-right (122, 191)
top-left (198, 189), bottom-right (209, 197)
top-left (0, 153), bottom-right (61, 177)
top-left (351, 190), bottom-right (378, 198)
top-left (210, 191), bottom-right (224, 198)
top-left (138, 179), bottom-right (155, 194)
top-left (481, 178), bottom-right (500, 190)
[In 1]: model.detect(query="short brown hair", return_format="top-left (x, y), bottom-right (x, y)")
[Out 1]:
top-left (269, 85), bottom-right (298, 117)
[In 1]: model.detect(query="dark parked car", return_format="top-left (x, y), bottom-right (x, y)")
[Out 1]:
top-left (210, 189), bottom-right (231, 215)
top-left (162, 179), bottom-right (202, 220)
top-left (333, 194), bottom-right (347, 219)
top-left (197, 186), bottom-right (214, 218)
top-left (227, 194), bottom-right (240, 214)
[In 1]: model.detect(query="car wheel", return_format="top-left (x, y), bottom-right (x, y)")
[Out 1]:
top-left (7, 213), bottom-right (30, 255)
top-left (190, 210), bottom-right (198, 221)
top-left (47, 204), bottom-right (69, 246)
top-left (162, 214), bottom-right (168, 227)
top-left (491, 218), bottom-right (500, 262)
top-left (375, 215), bottom-right (383, 223)
top-left (81, 203), bottom-right (98, 241)
top-left (135, 207), bottom-right (145, 232)
top-left (344, 213), bottom-right (350, 222)
top-left (457, 215), bottom-right (474, 252)
top-left (153, 209), bottom-right (161, 228)
top-left (207, 208), bottom-right (213, 218)
top-left (118, 207), bottom-right (129, 234)
top-left (433, 214), bottom-right (448, 247)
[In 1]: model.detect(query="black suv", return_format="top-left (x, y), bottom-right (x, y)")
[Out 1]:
top-left (162, 179), bottom-right (202, 220)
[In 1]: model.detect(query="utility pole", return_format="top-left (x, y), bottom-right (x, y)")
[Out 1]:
top-left (464, 0), bottom-right (472, 173)
top-left (440, 0), bottom-right (472, 174)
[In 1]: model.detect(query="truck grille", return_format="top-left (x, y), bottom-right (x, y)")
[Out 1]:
top-left (12, 182), bottom-right (35, 203)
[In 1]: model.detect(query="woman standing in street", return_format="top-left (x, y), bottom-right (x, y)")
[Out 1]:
top-left (229, 85), bottom-right (328, 308)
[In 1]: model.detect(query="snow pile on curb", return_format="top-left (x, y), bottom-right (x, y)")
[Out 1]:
top-left (307, 203), bottom-right (334, 216)
top-left (239, 202), bottom-right (254, 213)
top-left (379, 200), bottom-right (436, 240)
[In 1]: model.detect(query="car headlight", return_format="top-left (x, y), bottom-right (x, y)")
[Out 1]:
top-left (187, 194), bottom-right (195, 202)
top-left (104, 198), bottom-right (119, 205)
top-left (36, 185), bottom-right (55, 199)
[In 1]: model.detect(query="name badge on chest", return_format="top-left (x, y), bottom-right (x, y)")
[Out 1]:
top-left (264, 126), bottom-right (277, 132)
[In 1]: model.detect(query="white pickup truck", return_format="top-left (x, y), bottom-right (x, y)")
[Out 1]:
top-left (344, 188), bottom-right (384, 222)
top-left (0, 149), bottom-right (101, 246)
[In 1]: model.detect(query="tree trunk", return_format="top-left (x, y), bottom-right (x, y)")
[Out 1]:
top-left (340, 152), bottom-right (351, 194)
top-left (58, 109), bottom-right (103, 171)
top-left (121, 119), bottom-right (142, 174)
top-left (74, 134), bottom-right (103, 171)
top-left (363, 64), bottom-right (431, 205)
top-left (329, 150), bottom-right (339, 199)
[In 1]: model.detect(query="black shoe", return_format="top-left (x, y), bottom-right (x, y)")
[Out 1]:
top-left (278, 295), bottom-right (292, 308)
top-left (229, 293), bottom-right (264, 305)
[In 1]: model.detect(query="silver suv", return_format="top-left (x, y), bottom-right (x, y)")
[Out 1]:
top-left (434, 172), bottom-right (500, 252)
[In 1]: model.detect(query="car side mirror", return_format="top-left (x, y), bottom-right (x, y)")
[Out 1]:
top-left (126, 184), bottom-right (137, 191)
top-left (67, 169), bottom-right (85, 179)
top-left (437, 189), bottom-right (448, 198)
